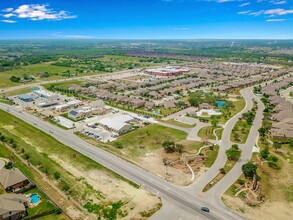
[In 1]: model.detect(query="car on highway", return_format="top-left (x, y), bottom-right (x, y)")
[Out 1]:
top-left (200, 207), bottom-right (210, 213)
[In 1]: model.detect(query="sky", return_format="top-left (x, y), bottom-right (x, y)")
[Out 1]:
top-left (0, 0), bottom-right (292, 39)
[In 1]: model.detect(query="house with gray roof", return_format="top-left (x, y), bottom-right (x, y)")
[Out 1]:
top-left (0, 168), bottom-right (30, 193)
top-left (0, 194), bottom-right (28, 220)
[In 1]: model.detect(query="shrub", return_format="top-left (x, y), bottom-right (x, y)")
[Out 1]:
top-left (219, 168), bottom-right (226, 174)
top-left (54, 172), bottom-right (61, 180)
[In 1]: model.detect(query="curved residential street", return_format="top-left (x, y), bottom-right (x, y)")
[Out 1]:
top-left (151, 87), bottom-right (264, 219)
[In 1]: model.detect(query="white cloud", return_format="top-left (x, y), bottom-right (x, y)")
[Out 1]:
top-left (270, 0), bottom-right (287, 5)
top-left (2, 8), bottom-right (13, 13)
top-left (3, 13), bottom-right (16, 18)
top-left (264, 8), bottom-right (293, 15)
top-left (1, 4), bottom-right (76, 21)
top-left (1, 19), bottom-right (16, 23)
top-left (239, 2), bottom-right (250, 6)
top-left (266, 18), bottom-right (287, 21)
top-left (238, 10), bottom-right (251, 14)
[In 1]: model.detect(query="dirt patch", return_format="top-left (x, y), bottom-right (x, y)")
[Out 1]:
top-left (50, 154), bottom-right (160, 219)
top-left (222, 195), bottom-right (293, 220)
top-left (140, 148), bottom-right (207, 186)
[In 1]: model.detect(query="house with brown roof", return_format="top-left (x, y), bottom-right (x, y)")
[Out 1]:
top-left (129, 99), bottom-right (146, 109)
top-left (0, 168), bottom-right (30, 193)
top-left (163, 101), bottom-right (176, 109)
top-left (0, 194), bottom-right (28, 220)
top-left (145, 102), bottom-right (156, 111)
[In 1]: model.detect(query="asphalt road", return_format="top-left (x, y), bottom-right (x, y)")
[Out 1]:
top-left (0, 103), bottom-right (245, 220)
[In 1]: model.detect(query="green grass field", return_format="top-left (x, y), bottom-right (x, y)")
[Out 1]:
top-left (0, 63), bottom-right (76, 88)
top-left (113, 124), bottom-right (188, 157)
top-left (164, 119), bottom-right (196, 128)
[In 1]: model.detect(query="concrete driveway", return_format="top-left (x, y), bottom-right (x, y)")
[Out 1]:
top-left (0, 159), bottom-right (5, 170)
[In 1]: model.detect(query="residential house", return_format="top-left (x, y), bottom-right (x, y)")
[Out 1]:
top-left (0, 194), bottom-right (28, 220)
top-left (145, 102), bottom-right (156, 111)
top-left (0, 168), bottom-right (30, 193)
top-left (163, 101), bottom-right (176, 109)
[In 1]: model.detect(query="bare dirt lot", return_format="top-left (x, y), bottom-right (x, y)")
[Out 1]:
top-left (50, 155), bottom-right (161, 220)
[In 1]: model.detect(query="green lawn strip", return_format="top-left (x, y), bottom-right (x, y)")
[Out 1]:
top-left (215, 128), bottom-right (224, 140)
top-left (203, 159), bottom-right (238, 192)
top-left (48, 119), bottom-right (70, 130)
top-left (0, 110), bottom-right (143, 217)
top-left (163, 119), bottom-right (195, 128)
top-left (197, 126), bottom-right (222, 140)
top-left (204, 145), bottom-right (219, 167)
top-left (231, 120), bottom-right (252, 144)
top-left (113, 124), bottom-right (188, 157)
top-left (0, 98), bottom-right (14, 105)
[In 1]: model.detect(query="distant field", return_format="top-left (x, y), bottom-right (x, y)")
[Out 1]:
top-left (0, 63), bottom-right (76, 88)
top-left (0, 55), bottom-right (161, 89)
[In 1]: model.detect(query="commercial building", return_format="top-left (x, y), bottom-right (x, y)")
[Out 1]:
top-left (99, 115), bottom-right (133, 134)
top-left (17, 94), bottom-right (34, 102)
top-left (145, 66), bottom-right (190, 77)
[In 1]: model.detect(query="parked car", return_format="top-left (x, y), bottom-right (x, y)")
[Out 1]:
top-left (201, 207), bottom-right (210, 212)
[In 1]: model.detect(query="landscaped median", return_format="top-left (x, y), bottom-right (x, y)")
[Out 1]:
top-left (0, 110), bottom-right (161, 220)
top-left (198, 126), bottom-right (223, 140)
top-left (203, 144), bottom-right (242, 192)
top-left (230, 107), bottom-right (256, 144)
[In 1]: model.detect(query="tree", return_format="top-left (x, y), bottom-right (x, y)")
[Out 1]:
top-left (211, 115), bottom-right (219, 127)
top-left (258, 127), bottom-right (266, 137)
top-left (242, 162), bottom-right (257, 179)
top-left (260, 147), bottom-right (269, 159)
top-left (175, 144), bottom-right (184, 153)
top-left (188, 97), bottom-right (199, 107)
top-left (162, 140), bottom-right (176, 153)
top-left (54, 172), bottom-right (61, 180)
top-left (219, 168), bottom-right (226, 174)
top-left (273, 143), bottom-right (281, 152)
top-left (226, 144), bottom-right (241, 161)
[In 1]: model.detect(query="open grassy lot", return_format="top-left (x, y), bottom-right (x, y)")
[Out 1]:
top-left (198, 126), bottom-right (223, 140)
top-left (164, 119), bottom-right (196, 128)
top-left (44, 80), bottom-right (83, 90)
top-left (0, 63), bottom-right (76, 88)
top-left (113, 124), bottom-right (188, 157)
top-left (0, 110), bottom-right (161, 219)
top-left (3, 87), bottom-right (35, 97)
